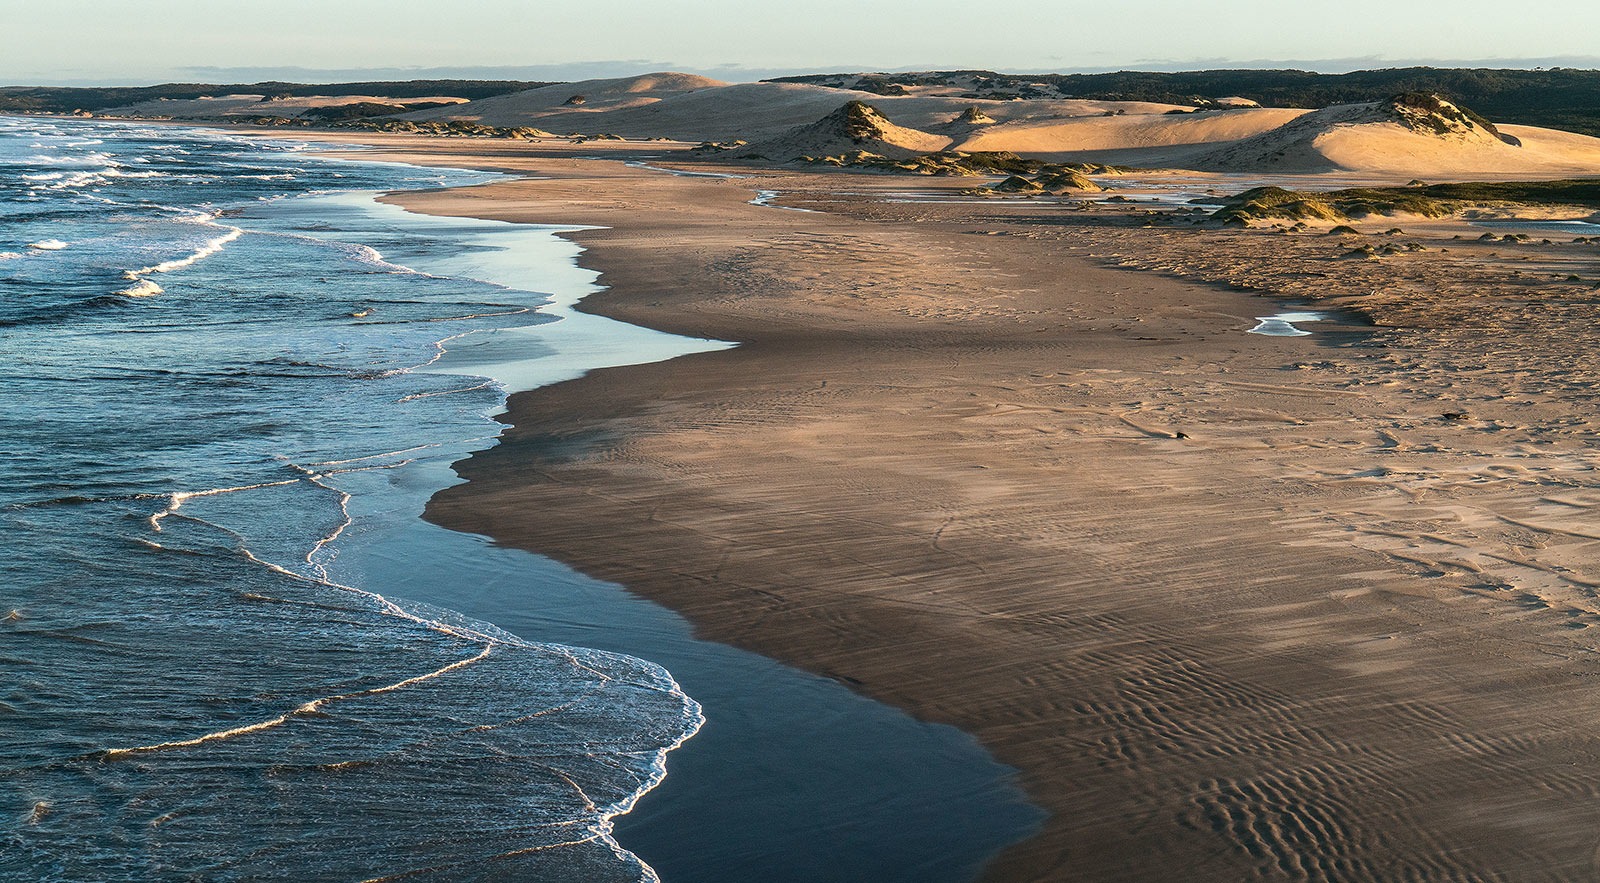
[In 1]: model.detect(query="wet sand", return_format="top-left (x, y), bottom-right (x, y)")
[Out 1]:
top-left (293, 134), bottom-right (1600, 881)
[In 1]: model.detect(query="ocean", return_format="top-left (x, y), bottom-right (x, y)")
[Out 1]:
top-left (0, 117), bottom-right (1042, 882)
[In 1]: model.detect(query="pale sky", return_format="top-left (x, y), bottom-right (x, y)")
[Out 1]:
top-left (4, 0), bottom-right (1599, 85)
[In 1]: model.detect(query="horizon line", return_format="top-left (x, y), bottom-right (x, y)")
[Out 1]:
top-left (7, 56), bottom-right (1600, 89)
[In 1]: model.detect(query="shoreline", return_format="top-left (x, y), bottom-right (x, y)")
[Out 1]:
top-left (260, 138), bottom-right (1043, 880)
top-left (0, 113), bottom-right (1043, 880)
top-left (0, 118), bottom-right (719, 881)
top-left (280, 133), bottom-right (1600, 880)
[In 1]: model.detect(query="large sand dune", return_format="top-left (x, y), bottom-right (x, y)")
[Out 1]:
top-left (419, 73), bottom-right (1600, 179)
top-left (951, 107), bottom-right (1309, 162)
top-left (1188, 96), bottom-right (1600, 177)
top-left (97, 71), bottom-right (1600, 179)
top-left (413, 72), bottom-right (1226, 144)
top-left (512, 81), bottom-right (886, 141)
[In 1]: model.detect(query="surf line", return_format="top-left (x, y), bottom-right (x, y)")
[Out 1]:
top-left (113, 464), bottom-right (530, 760)
top-left (115, 215), bottom-right (244, 298)
top-left (100, 645), bottom-right (494, 759)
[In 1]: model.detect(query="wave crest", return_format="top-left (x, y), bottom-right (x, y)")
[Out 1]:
top-left (114, 279), bottom-right (164, 298)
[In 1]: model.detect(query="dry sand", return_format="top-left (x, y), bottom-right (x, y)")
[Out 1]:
top-left (286, 133), bottom-right (1600, 881)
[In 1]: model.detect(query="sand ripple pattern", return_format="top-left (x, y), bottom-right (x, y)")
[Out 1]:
top-left (447, 188), bottom-right (1600, 881)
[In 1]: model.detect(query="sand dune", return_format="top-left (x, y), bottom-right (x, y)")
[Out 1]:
top-left (1307, 121), bottom-right (1600, 177)
top-left (102, 73), bottom-right (1600, 180)
top-left (951, 107), bottom-right (1308, 162)
top-left (431, 74), bottom-right (1594, 179)
top-left (533, 81), bottom-right (887, 141)
top-left (99, 93), bottom-right (469, 119)
top-left (402, 72), bottom-right (727, 128)
top-left (419, 72), bottom-right (1210, 143)
top-left (870, 96), bottom-right (1194, 131)
top-left (1190, 96), bottom-right (1600, 177)
top-left (735, 100), bottom-right (951, 161)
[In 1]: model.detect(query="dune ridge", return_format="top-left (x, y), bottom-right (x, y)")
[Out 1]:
top-left (88, 71), bottom-right (1600, 178)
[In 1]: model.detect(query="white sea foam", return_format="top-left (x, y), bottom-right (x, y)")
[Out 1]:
top-left (103, 644), bottom-right (498, 758)
top-left (114, 279), bottom-right (165, 298)
top-left (102, 168), bottom-right (163, 179)
top-left (28, 239), bottom-right (68, 250)
top-left (147, 479), bottom-right (304, 532)
top-left (131, 226), bottom-right (243, 276)
top-left (24, 150), bottom-right (115, 167)
top-left (0, 252), bottom-right (23, 260)
top-left (347, 242), bottom-right (421, 274)
top-left (116, 224), bottom-right (245, 296)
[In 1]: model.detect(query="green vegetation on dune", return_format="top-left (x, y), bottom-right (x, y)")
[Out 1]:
top-left (782, 148), bottom-right (1109, 192)
top-left (835, 100), bottom-right (894, 140)
top-left (1384, 92), bottom-right (1520, 144)
top-left (1213, 180), bottom-right (1600, 224)
top-left (299, 102), bottom-right (418, 122)
top-left (233, 116), bottom-right (557, 140)
top-left (791, 149), bottom-right (1122, 180)
top-left (990, 175), bottom-right (1044, 193)
top-left (1034, 169), bottom-right (1101, 191)
top-left (1211, 188), bottom-right (1348, 223)
top-left (339, 119), bottom-right (560, 139)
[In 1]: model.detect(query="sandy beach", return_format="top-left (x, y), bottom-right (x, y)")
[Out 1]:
top-left (13, 2), bottom-right (1600, 872)
top-left (278, 132), bottom-right (1600, 881)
